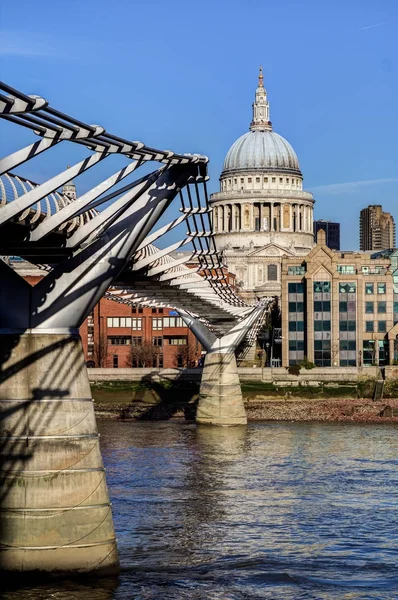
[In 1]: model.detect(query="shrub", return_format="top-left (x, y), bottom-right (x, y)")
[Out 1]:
top-left (357, 376), bottom-right (377, 398)
top-left (287, 364), bottom-right (301, 376)
top-left (384, 379), bottom-right (398, 398)
top-left (299, 356), bottom-right (316, 370)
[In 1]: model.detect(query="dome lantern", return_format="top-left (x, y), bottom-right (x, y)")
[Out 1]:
top-left (250, 66), bottom-right (272, 132)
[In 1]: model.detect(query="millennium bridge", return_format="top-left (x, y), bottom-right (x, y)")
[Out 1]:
top-left (0, 83), bottom-right (271, 575)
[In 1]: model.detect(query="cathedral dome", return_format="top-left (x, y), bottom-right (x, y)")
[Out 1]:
top-left (223, 130), bottom-right (301, 175)
top-left (221, 67), bottom-right (302, 177)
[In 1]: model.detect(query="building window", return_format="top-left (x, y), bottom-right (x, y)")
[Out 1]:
top-left (152, 317), bottom-right (163, 330)
top-left (365, 283), bottom-right (374, 294)
top-left (378, 320), bottom-right (386, 332)
top-left (113, 354), bottom-right (118, 368)
top-left (377, 283), bottom-right (386, 294)
top-left (132, 337), bottom-right (142, 345)
top-left (288, 266), bottom-right (305, 275)
top-left (234, 178), bottom-right (237, 184)
top-left (377, 301), bottom-right (386, 314)
top-left (163, 316), bottom-right (184, 328)
top-left (272, 177), bottom-right (276, 183)
top-left (365, 321), bottom-right (374, 332)
top-left (132, 307), bottom-right (137, 314)
top-left (337, 265), bottom-right (355, 274)
top-left (365, 301), bottom-right (374, 314)
top-left (313, 281), bottom-right (332, 366)
top-left (340, 340), bottom-right (356, 351)
top-left (286, 178), bottom-right (289, 183)
top-left (339, 280), bottom-right (357, 366)
top-left (138, 307), bottom-right (143, 314)
top-left (314, 281), bottom-right (331, 293)
top-left (248, 177), bottom-right (252, 183)
top-left (107, 317), bottom-right (142, 329)
top-left (108, 336), bottom-right (132, 345)
top-left (167, 337), bottom-right (187, 345)
top-left (288, 282), bottom-right (304, 293)
top-left (152, 308), bottom-right (157, 314)
top-left (339, 282), bottom-right (356, 294)
top-left (153, 336), bottom-right (163, 346)
top-left (264, 177), bottom-right (268, 183)
top-left (314, 320), bottom-right (331, 331)
top-left (289, 301), bottom-right (304, 312)
top-left (339, 320), bottom-right (356, 331)
top-left (314, 300), bottom-right (330, 312)
top-left (363, 340), bottom-right (376, 366)
top-left (288, 282), bottom-right (306, 365)
top-left (256, 177), bottom-right (260, 183)
top-left (314, 339), bottom-right (331, 366)
top-left (268, 264), bottom-right (278, 281)
top-left (240, 178), bottom-right (244, 183)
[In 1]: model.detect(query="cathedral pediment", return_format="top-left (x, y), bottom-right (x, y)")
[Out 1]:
top-left (247, 243), bottom-right (297, 258)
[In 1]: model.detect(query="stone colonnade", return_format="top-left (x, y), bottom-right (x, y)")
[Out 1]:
top-left (213, 201), bottom-right (313, 234)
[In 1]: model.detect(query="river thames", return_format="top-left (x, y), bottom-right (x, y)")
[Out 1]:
top-left (4, 421), bottom-right (398, 599)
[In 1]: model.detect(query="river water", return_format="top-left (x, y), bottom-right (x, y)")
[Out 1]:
top-left (4, 421), bottom-right (398, 599)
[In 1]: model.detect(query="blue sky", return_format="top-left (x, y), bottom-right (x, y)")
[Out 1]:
top-left (1, 0), bottom-right (397, 249)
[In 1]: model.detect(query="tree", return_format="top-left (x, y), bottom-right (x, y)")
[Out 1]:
top-left (330, 342), bottom-right (339, 367)
top-left (93, 333), bottom-right (109, 367)
top-left (173, 341), bottom-right (197, 368)
top-left (126, 341), bottom-right (160, 368)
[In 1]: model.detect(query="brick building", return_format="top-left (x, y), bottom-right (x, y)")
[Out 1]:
top-left (82, 297), bottom-right (202, 369)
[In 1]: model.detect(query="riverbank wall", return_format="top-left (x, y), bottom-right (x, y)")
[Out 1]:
top-left (88, 365), bottom-right (398, 384)
top-left (89, 367), bottom-right (398, 423)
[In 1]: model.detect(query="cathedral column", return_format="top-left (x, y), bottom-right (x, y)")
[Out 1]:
top-left (270, 202), bottom-right (274, 231)
top-left (219, 205), bottom-right (224, 232)
top-left (289, 204), bottom-right (293, 231)
top-left (250, 203), bottom-right (254, 231)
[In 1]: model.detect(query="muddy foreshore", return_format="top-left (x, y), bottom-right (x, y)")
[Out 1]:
top-left (92, 382), bottom-right (398, 424)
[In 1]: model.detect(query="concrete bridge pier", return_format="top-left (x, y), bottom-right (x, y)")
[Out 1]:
top-left (0, 331), bottom-right (119, 575)
top-left (196, 350), bottom-right (247, 426)
top-left (180, 301), bottom-right (269, 426)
